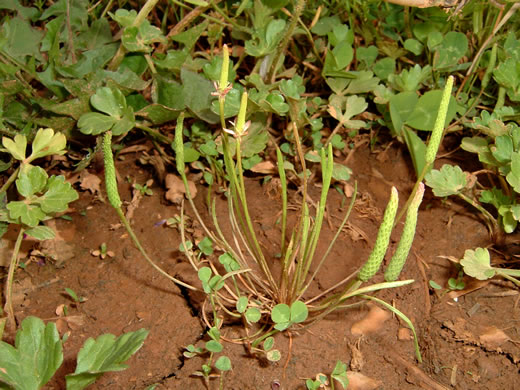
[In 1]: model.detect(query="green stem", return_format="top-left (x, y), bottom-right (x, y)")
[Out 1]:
top-left (0, 166), bottom-right (19, 196)
top-left (136, 123), bottom-right (172, 144)
top-left (4, 226), bottom-right (25, 332)
top-left (114, 207), bottom-right (197, 290)
top-left (457, 192), bottom-right (500, 237)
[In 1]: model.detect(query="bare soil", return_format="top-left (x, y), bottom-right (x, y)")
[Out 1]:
top-left (4, 142), bottom-right (520, 389)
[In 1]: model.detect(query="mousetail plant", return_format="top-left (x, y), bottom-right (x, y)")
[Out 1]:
top-left (101, 130), bottom-right (196, 291)
top-left (173, 45), bottom-right (426, 362)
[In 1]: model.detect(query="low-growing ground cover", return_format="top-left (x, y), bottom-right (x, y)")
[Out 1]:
top-left (1, 0), bottom-right (520, 388)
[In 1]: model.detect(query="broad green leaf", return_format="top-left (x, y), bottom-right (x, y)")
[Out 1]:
top-left (197, 237), bottom-right (213, 256)
top-left (109, 9), bottom-right (136, 27)
top-left (404, 38), bottom-right (423, 56)
top-left (506, 152), bottom-right (520, 193)
top-left (6, 201), bottom-right (46, 227)
top-left (25, 225), bottom-right (56, 240)
top-left (65, 329), bottom-right (148, 390)
top-left (491, 134), bottom-right (513, 163)
top-left (205, 340), bottom-right (223, 353)
top-left (356, 45), bottom-right (379, 68)
top-left (331, 360), bottom-right (349, 389)
top-left (136, 104), bottom-right (180, 125)
top-left (460, 136), bottom-right (488, 155)
top-left (198, 267), bottom-right (212, 284)
top-left (180, 68), bottom-right (219, 124)
top-left (211, 87), bottom-right (242, 118)
top-left (245, 307), bottom-right (261, 323)
top-left (2, 17), bottom-right (43, 60)
top-left (266, 349), bottom-right (281, 362)
top-left (271, 303), bottom-right (290, 324)
top-left (290, 301), bottom-right (308, 324)
top-left (16, 165), bottom-right (48, 197)
top-left (236, 297), bottom-right (248, 313)
top-left (2, 134), bottom-right (27, 161)
top-left (424, 164), bottom-right (466, 197)
top-left (215, 356), bottom-right (231, 371)
top-left (0, 316), bottom-right (63, 390)
top-left (433, 32), bottom-right (468, 70)
top-left (77, 112), bottom-right (117, 135)
top-left (402, 127), bottom-right (427, 176)
top-left (90, 87), bottom-right (126, 118)
top-left (30, 128), bottom-right (67, 160)
top-left (202, 56), bottom-right (236, 82)
top-left (332, 163), bottom-right (351, 181)
top-left (405, 90), bottom-right (457, 131)
top-left (110, 107), bottom-right (135, 136)
top-left (373, 57), bottom-right (395, 80)
top-left (389, 91), bottom-right (418, 135)
top-left (39, 175), bottom-right (79, 213)
top-left (152, 74), bottom-right (185, 110)
top-left (493, 58), bottom-right (520, 90)
top-left (460, 248), bottom-right (495, 280)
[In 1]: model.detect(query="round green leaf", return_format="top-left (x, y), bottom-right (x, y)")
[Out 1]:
top-left (271, 303), bottom-right (290, 324)
top-left (215, 356), bottom-right (232, 371)
top-left (290, 301), bottom-right (308, 324)
top-left (236, 296), bottom-right (248, 314)
top-left (263, 337), bottom-right (274, 352)
top-left (205, 340), bottom-right (223, 353)
top-left (266, 349), bottom-right (281, 362)
top-left (245, 307), bottom-right (261, 323)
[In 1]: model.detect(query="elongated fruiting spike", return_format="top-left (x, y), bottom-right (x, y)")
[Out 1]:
top-left (425, 76), bottom-right (454, 166)
top-left (235, 91), bottom-right (248, 136)
top-left (174, 113), bottom-right (185, 176)
top-left (384, 183), bottom-right (425, 282)
top-left (102, 131), bottom-right (122, 209)
top-left (358, 187), bottom-right (399, 282)
top-left (219, 44), bottom-right (230, 93)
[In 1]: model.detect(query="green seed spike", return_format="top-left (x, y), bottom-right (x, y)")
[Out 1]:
top-left (174, 112), bottom-right (185, 176)
top-left (425, 76), bottom-right (454, 166)
top-left (219, 44), bottom-right (230, 93)
top-left (358, 187), bottom-right (399, 282)
top-left (384, 183), bottom-right (425, 282)
top-left (102, 131), bottom-right (122, 209)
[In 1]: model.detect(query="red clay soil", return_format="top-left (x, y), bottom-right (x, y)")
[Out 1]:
top-left (3, 142), bottom-right (520, 389)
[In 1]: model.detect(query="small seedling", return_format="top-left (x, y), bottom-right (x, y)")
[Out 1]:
top-left (91, 243), bottom-right (115, 259)
top-left (64, 287), bottom-right (87, 304)
top-left (133, 179), bottom-right (154, 196)
top-left (306, 360), bottom-right (349, 390)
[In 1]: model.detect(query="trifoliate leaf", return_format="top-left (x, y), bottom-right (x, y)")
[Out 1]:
top-left (0, 316), bottom-right (63, 390)
top-left (460, 247), bottom-right (496, 280)
top-left (425, 164), bottom-right (467, 197)
top-left (6, 201), bottom-right (46, 227)
top-left (39, 175), bottom-right (79, 213)
top-left (65, 329), bottom-right (148, 390)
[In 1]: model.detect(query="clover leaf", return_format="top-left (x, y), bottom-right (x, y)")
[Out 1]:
top-left (78, 86), bottom-right (135, 136)
top-left (271, 301), bottom-right (308, 331)
top-left (425, 164), bottom-right (467, 197)
top-left (460, 248), bottom-right (496, 280)
top-left (0, 316), bottom-right (63, 390)
top-left (6, 165), bottom-right (78, 227)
